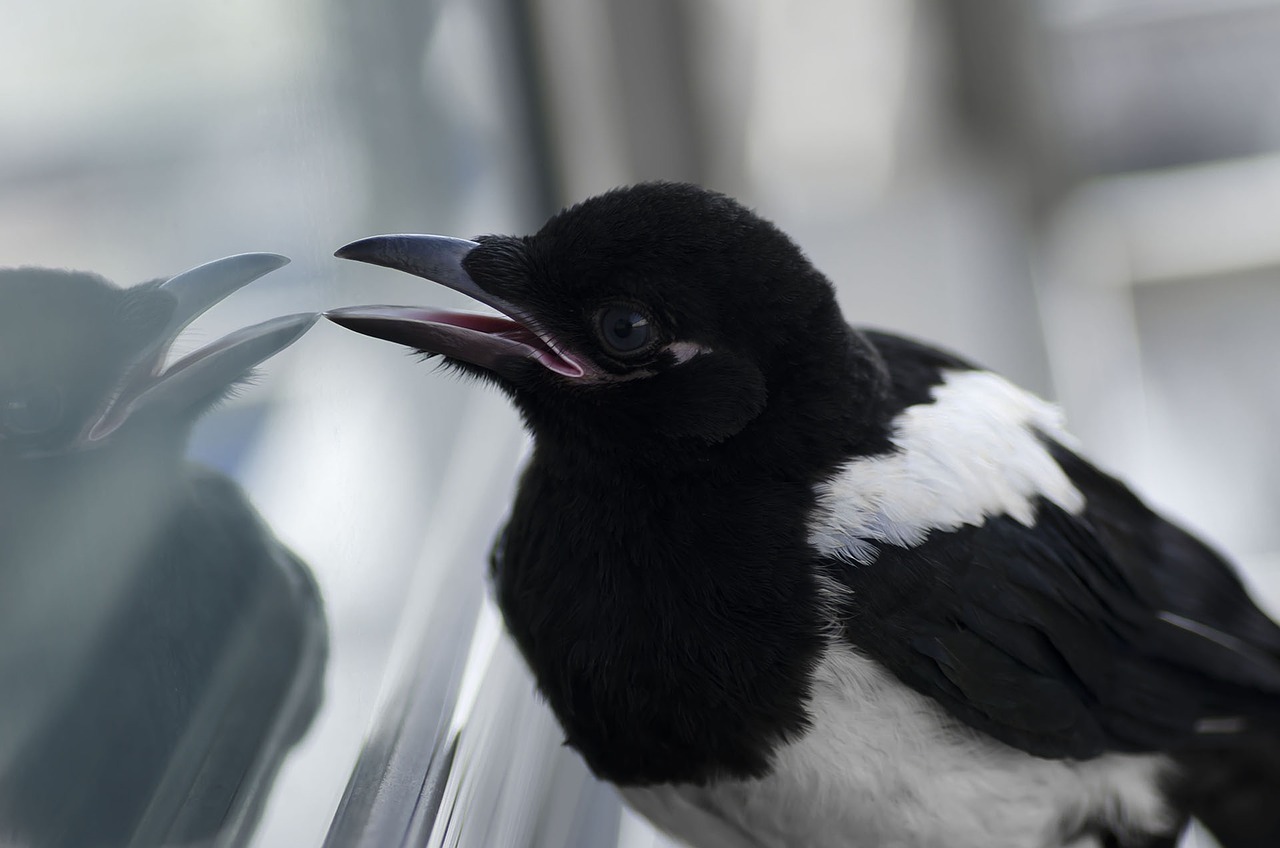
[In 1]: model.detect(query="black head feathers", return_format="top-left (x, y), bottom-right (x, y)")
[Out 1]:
top-left (331, 182), bottom-right (882, 459)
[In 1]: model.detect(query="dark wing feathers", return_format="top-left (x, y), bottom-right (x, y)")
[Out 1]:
top-left (1051, 442), bottom-right (1280, 658)
top-left (912, 625), bottom-right (1091, 734)
top-left (833, 442), bottom-right (1280, 760)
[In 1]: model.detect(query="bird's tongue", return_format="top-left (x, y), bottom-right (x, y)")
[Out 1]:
top-left (409, 309), bottom-right (585, 376)
top-left (326, 305), bottom-right (587, 378)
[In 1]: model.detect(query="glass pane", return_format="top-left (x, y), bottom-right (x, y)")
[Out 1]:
top-left (0, 0), bottom-right (539, 844)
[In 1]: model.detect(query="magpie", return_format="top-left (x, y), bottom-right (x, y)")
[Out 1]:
top-left (328, 182), bottom-right (1280, 848)
top-left (0, 257), bottom-right (326, 848)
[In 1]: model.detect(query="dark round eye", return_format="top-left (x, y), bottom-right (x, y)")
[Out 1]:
top-left (597, 306), bottom-right (653, 355)
top-left (2, 385), bottom-right (64, 435)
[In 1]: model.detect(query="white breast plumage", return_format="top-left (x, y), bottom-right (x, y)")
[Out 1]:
top-left (624, 647), bottom-right (1174, 848)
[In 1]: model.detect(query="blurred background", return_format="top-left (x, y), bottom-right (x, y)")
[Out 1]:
top-left (2, 0), bottom-right (1279, 845)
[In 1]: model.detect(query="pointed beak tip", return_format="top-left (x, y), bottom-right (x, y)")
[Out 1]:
top-left (258, 252), bottom-right (291, 269)
top-left (333, 237), bottom-right (388, 264)
top-left (323, 307), bottom-right (383, 337)
top-left (206, 252), bottom-right (291, 278)
top-left (289, 311), bottom-right (322, 332)
top-left (272, 312), bottom-right (321, 351)
top-left (323, 306), bottom-right (360, 322)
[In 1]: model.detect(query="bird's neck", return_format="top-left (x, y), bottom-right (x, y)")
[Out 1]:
top-left (500, 442), bottom-right (831, 785)
top-left (491, 323), bottom-right (895, 786)
top-left (728, 323), bottom-right (895, 476)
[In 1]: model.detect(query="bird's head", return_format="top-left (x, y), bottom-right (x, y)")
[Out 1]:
top-left (329, 183), bottom-right (879, 465)
top-left (0, 255), bottom-right (315, 462)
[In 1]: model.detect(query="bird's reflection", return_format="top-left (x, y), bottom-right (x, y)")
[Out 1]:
top-left (0, 256), bottom-right (327, 847)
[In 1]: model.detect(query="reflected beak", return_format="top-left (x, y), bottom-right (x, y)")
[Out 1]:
top-left (86, 254), bottom-right (316, 442)
top-left (328, 234), bottom-right (588, 379)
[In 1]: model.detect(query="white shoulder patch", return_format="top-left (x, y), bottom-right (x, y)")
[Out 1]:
top-left (808, 369), bottom-right (1086, 564)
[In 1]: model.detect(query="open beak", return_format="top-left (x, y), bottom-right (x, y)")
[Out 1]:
top-left (327, 234), bottom-right (588, 379)
top-left (85, 254), bottom-right (317, 443)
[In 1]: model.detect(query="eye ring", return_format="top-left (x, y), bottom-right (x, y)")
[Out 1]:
top-left (1, 384), bottom-right (64, 436)
top-left (596, 304), bottom-right (654, 356)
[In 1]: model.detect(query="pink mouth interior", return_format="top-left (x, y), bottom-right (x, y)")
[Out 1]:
top-left (410, 308), bottom-right (586, 377)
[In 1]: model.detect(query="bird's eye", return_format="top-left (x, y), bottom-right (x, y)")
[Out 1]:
top-left (597, 305), bottom-right (653, 355)
top-left (1, 385), bottom-right (64, 435)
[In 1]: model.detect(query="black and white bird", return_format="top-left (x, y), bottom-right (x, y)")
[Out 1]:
top-left (328, 183), bottom-right (1280, 848)
top-left (0, 256), bottom-right (326, 848)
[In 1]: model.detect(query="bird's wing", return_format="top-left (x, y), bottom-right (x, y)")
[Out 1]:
top-left (830, 440), bottom-right (1280, 760)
